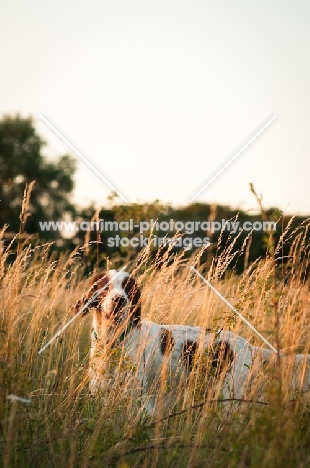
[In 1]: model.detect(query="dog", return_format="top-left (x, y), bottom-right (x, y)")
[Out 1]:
top-left (74, 269), bottom-right (310, 414)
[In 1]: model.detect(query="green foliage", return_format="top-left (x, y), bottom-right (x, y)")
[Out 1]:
top-left (0, 114), bottom-right (76, 239)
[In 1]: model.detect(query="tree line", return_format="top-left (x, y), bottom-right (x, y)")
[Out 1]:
top-left (0, 115), bottom-right (309, 278)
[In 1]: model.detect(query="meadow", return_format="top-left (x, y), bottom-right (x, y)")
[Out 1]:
top-left (1, 216), bottom-right (310, 468)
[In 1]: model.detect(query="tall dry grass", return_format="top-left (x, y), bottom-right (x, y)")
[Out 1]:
top-left (0, 214), bottom-right (310, 468)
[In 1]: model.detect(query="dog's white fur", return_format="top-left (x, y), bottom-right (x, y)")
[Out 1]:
top-left (76, 269), bottom-right (310, 414)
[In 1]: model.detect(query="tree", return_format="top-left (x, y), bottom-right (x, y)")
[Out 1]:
top-left (0, 115), bottom-right (76, 240)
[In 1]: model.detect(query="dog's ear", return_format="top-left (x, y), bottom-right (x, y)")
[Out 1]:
top-left (122, 275), bottom-right (141, 324)
top-left (72, 272), bottom-right (110, 317)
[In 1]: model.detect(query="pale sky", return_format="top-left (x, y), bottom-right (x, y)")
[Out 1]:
top-left (1, 0), bottom-right (310, 215)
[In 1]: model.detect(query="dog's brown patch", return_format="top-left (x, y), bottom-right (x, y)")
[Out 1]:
top-left (160, 329), bottom-right (174, 355)
top-left (211, 341), bottom-right (234, 375)
top-left (181, 340), bottom-right (198, 371)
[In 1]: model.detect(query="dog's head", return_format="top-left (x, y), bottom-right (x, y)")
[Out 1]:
top-left (74, 270), bottom-right (141, 326)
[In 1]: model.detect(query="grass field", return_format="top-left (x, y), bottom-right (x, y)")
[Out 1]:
top-left (1, 218), bottom-right (310, 468)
